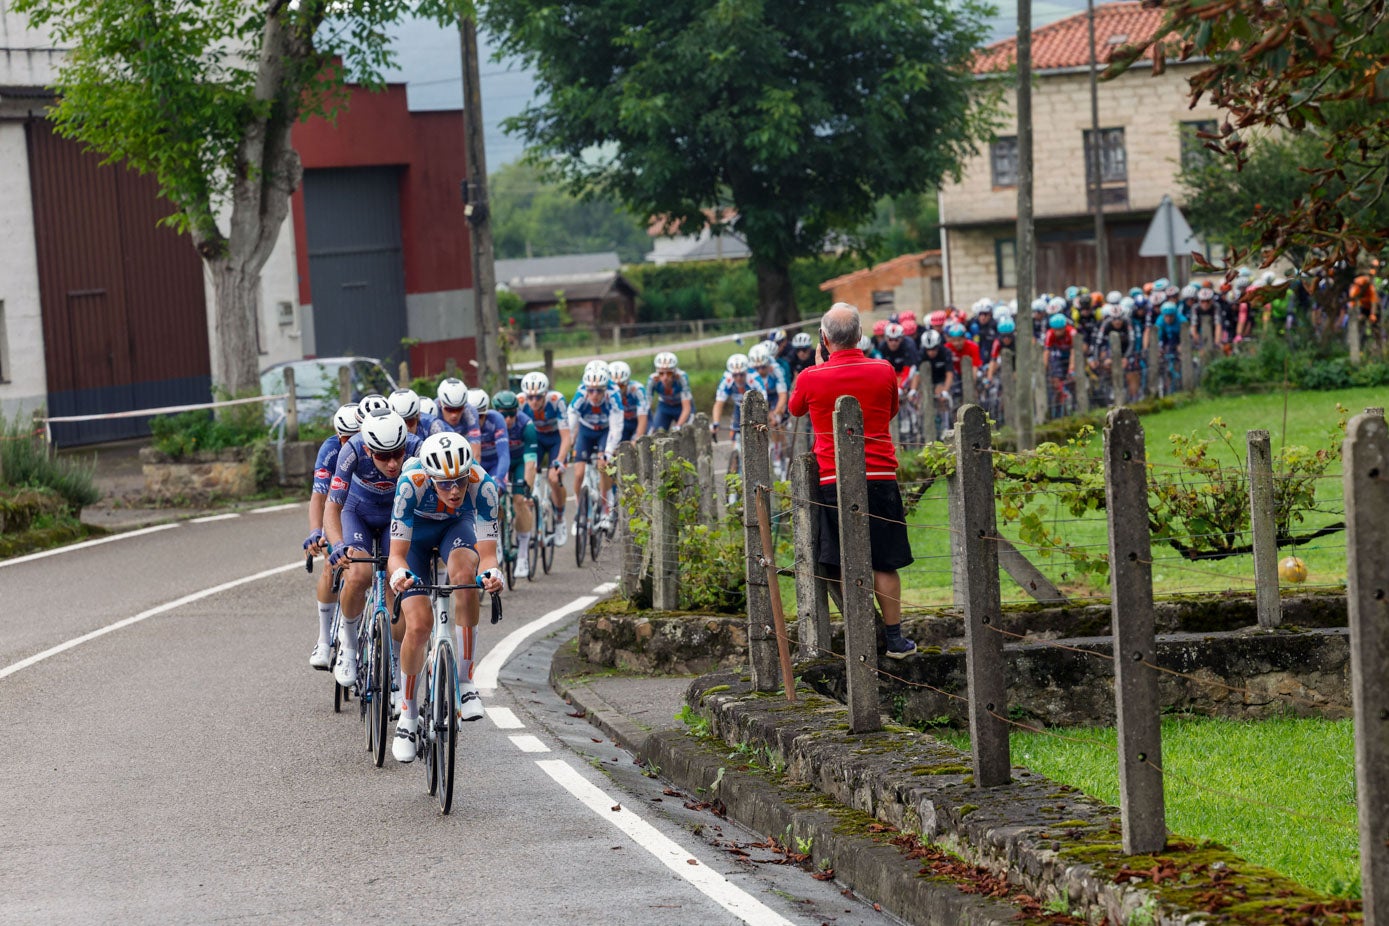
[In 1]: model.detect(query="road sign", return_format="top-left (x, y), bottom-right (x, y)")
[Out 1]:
top-left (1140, 195), bottom-right (1202, 281)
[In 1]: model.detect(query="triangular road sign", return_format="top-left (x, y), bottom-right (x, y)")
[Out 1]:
top-left (1140, 195), bottom-right (1202, 258)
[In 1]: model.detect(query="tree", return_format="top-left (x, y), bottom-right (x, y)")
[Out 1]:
top-left (1108, 0), bottom-right (1389, 272)
top-left (15, 0), bottom-right (467, 396)
top-left (482, 0), bottom-right (997, 327)
top-left (859, 191), bottom-right (942, 265)
top-left (491, 161), bottom-right (652, 263)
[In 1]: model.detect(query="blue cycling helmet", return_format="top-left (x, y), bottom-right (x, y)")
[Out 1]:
top-left (946, 323), bottom-right (967, 338)
top-left (997, 319), bottom-right (1016, 335)
top-left (1160, 301), bottom-right (1179, 316)
top-left (1153, 278), bottom-right (1171, 291)
top-left (1048, 314), bottom-right (1068, 330)
top-left (1129, 287), bottom-right (1143, 298)
top-left (1064, 285), bottom-right (1080, 301)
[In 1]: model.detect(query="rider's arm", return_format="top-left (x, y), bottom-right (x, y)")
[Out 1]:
top-left (387, 537), bottom-right (412, 587)
top-left (492, 416), bottom-right (511, 484)
top-left (323, 442), bottom-right (357, 548)
top-left (604, 399), bottom-right (623, 456)
top-left (710, 399), bottom-right (725, 432)
top-left (471, 476), bottom-right (503, 587)
top-left (308, 491), bottom-right (327, 533)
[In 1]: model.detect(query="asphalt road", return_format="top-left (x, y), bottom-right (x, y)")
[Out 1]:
top-left (0, 502), bottom-right (889, 925)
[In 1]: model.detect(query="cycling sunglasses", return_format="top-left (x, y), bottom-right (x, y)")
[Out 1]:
top-left (371, 448), bottom-right (407, 462)
top-left (439, 403), bottom-right (465, 413)
top-left (432, 476), bottom-right (466, 492)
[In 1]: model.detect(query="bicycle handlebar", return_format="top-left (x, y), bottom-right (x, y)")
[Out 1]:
top-left (391, 575), bottom-right (504, 624)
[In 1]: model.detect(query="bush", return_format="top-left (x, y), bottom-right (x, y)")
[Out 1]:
top-left (148, 404), bottom-right (266, 459)
top-left (0, 414), bottom-right (100, 513)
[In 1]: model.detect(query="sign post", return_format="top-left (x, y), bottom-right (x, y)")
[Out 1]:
top-left (1140, 195), bottom-right (1201, 285)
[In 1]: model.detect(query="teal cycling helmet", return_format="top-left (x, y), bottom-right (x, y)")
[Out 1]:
top-left (1048, 314), bottom-right (1068, 330)
top-left (1160, 301), bottom-right (1179, 316)
top-left (997, 319), bottom-right (1016, 335)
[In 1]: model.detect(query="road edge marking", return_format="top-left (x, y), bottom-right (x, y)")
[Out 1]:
top-left (473, 581), bottom-right (616, 692)
top-left (191, 513), bottom-right (240, 524)
top-left (0, 523), bottom-right (178, 569)
top-left (0, 561), bottom-right (302, 680)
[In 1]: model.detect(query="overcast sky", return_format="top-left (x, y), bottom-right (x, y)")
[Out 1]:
top-left (383, 1), bottom-right (1092, 172)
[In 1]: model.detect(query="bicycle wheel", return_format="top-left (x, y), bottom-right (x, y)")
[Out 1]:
top-left (590, 502), bottom-right (604, 561)
top-left (526, 506), bottom-right (540, 581)
top-left (370, 609), bottom-right (392, 768)
top-left (540, 502), bottom-right (555, 574)
top-left (422, 656), bottom-right (438, 796)
top-left (575, 485), bottom-right (589, 567)
top-left (433, 640), bottom-right (458, 814)
top-left (500, 497), bottom-right (515, 590)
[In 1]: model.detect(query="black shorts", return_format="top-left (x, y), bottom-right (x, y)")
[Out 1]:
top-left (816, 480), bottom-right (914, 572)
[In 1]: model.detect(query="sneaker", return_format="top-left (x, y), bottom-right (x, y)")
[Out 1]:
top-left (514, 556), bottom-right (530, 580)
top-left (333, 649), bottom-right (358, 687)
top-left (884, 636), bottom-right (918, 660)
top-left (309, 642), bottom-right (332, 671)
top-left (553, 516), bottom-right (568, 547)
top-left (597, 511), bottom-right (614, 534)
top-left (458, 681), bottom-right (484, 722)
top-left (392, 715), bottom-right (419, 763)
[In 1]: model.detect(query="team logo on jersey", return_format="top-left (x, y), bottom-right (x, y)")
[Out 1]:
top-left (330, 476), bottom-right (347, 493)
top-left (315, 467), bottom-right (330, 480)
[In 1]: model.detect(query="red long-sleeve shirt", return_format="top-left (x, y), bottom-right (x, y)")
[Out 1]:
top-left (788, 348), bottom-right (900, 484)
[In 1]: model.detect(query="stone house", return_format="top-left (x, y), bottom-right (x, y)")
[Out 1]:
top-left (939, 1), bottom-right (1224, 309)
top-left (819, 251), bottom-right (944, 318)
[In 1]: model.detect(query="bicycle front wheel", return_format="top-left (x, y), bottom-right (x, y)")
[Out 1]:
top-left (575, 486), bottom-right (589, 567)
top-left (500, 499), bottom-right (516, 590)
top-left (370, 609), bottom-right (392, 768)
top-left (432, 641), bottom-right (458, 814)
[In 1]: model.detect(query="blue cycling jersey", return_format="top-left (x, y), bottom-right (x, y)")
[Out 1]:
top-left (714, 372), bottom-right (758, 405)
top-left (389, 458), bottom-right (500, 544)
top-left (476, 408), bottom-right (511, 482)
top-left (328, 432), bottom-right (425, 511)
top-left (619, 382), bottom-right (646, 422)
top-left (567, 387), bottom-right (624, 454)
top-left (753, 364), bottom-right (788, 407)
top-left (522, 391), bottom-right (569, 435)
top-left (312, 436), bottom-right (344, 495)
top-left (427, 406), bottom-right (482, 442)
top-left (647, 370), bottom-right (692, 408)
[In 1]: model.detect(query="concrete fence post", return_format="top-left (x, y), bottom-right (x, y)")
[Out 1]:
top-left (1104, 408), bottom-right (1166, 854)
top-left (1342, 411), bottom-right (1389, 923)
top-left (398, 360), bottom-right (410, 384)
top-left (614, 443), bottom-right (640, 601)
top-left (834, 397), bottom-right (880, 733)
top-left (692, 412), bottom-right (717, 524)
top-left (651, 437), bottom-right (679, 611)
top-left (1109, 332), bottom-right (1124, 406)
top-left (1247, 429), bottom-right (1282, 629)
top-left (635, 435), bottom-right (655, 602)
top-left (1198, 314), bottom-right (1214, 376)
top-left (338, 366), bottom-right (352, 407)
top-left (961, 355), bottom-right (976, 407)
top-left (1032, 362), bottom-right (1047, 424)
top-left (1070, 338), bottom-right (1090, 415)
top-left (1180, 323), bottom-right (1195, 393)
top-left (283, 366), bottom-right (300, 442)
top-left (741, 391), bottom-right (778, 690)
top-left (792, 452), bottom-right (832, 661)
top-left (951, 404), bottom-right (1009, 786)
top-left (445, 357), bottom-right (458, 378)
top-left (1348, 308), bottom-right (1362, 366)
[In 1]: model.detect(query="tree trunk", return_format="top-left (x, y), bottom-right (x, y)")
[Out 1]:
top-left (210, 260), bottom-right (263, 396)
top-left (753, 258), bottom-right (798, 328)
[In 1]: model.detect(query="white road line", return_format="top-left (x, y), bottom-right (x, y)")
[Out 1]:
top-left (473, 581), bottom-right (617, 692)
top-left (509, 734), bottom-right (550, 753)
top-left (486, 707), bottom-right (525, 729)
top-left (537, 760), bottom-right (794, 926)
top-left (0, 523), bottom-right (178, 569)
top-left (190, 513), bottom-right (240, 524)
top-left (249, 502), bottom-right (301, 514)
top-left (0, 562), bottom-right (302, 680)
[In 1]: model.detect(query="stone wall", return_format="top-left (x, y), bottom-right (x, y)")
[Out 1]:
top-left (140, 447), bottom-right (256, 500)
top-left (579, 613), bottom-right (748, 676)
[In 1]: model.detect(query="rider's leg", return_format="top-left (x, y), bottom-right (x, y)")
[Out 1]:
top-left (571, 459), bottom-right (587, 509)
top-left (314, 564), bottom-right (335, 649)
top-left (514, 488), bottom-right (534, 548)
top-left (447, 545), bottom-right (482, 681)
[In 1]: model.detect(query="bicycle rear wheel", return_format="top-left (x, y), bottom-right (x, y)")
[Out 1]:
top-left (540, 497), bottom-right (555, 574)
top-left (422, 656), bottom-right (439, 796)
top-left (370, 609), bottom-right (392, 768)
top-left (526, 511), bottom-right (540, 581)
top-left (575, 486), bottom-right (589, 567)
top-left (500, 498), bottom-right (516, 590)
top-left (432, 641), bottom-right (458, 814)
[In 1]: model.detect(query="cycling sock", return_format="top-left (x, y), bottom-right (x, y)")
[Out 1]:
top-left (340, 613), bottom-right (363, 652)
top-left (515, 531), bottom-right (532, 552)
top-left (458, 624), bottom-right (475, 682)
top-left (391, 648), bottom-right (401, 691)
top-left (884, 623), bottom-right (904, 642)
top-left (316, 602), bottom-right (335, 646)
top-left (403, 674), bottom-right (419, 721)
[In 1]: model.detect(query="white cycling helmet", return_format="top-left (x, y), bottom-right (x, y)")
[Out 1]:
top-left (356, 393), bottom-right (389, 421)
top-left (1180, 283), bottom-right (1199, 300)
top-left (922, 329), bottom-right (943, 350)
top-left (884, 322), bottom-right (905, 340)
top-left (1099, 305), bottom-right (1115, 320)
top-left (437, 377), bottom-right (468, 409)
top-left (747, 343), bottom-right (771, 366)
top-left (418, 397), bottom-right (438, 417)
top-left (387, 388), bottom-right (420, 420)
top-left (609, 360), bottom-right (631, 384)
top-left (857, 335), bottom-right (873, 352)
top-left (1106, 290), bottom-right (1122, 305)
top-left (791, 332), bottom-right (813, 349)
top-left (361, 408), bottom-right (409, 453)
top-left (583, 360), bottom-right (610, 381)
top-left (726, 353), bottom-right (749, 375)
top-left (466, 388), bottom-right (489, 412)
top-left (332, 404), bottom-right (362, 437)
top-left (1048, 296), bottom-right (1067, 313)
top-left (653, 351), bottom-right (678, 371)
top-left (520, 371), bottom-right (549, 396)
top-left (581, 366), bottom-right (610, 389)
top-left (418, 431), bottom-right (472, 480)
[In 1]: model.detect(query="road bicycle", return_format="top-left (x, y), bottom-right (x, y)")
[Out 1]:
top-left (574, 456), bottom-right (610, 567)
top-left (335, 541), bottom-right (394, 769)
top-left (307, 551), bottom-right (352, 714)
top-left (395, 569), bottom-right (503, 815)
top-left (897, 389), bottom-right (923, 446)
top-left (531, 470), bottom-right (557, 577)
top-left (497, 490), bottom-right (517, 590)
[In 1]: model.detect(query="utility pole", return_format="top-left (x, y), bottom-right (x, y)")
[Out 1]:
top-left (460, 15), bottom-right (503, 392)
top-left (1086, 0), bottom-right (1108, 293)
top-left (1014, 0), bottom-right (1036, 450)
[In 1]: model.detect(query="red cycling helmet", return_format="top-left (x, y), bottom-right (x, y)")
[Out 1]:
top-left (928, 310), bottom-right (948, 328)
top-left (872, 319), bottom-right (888, 337)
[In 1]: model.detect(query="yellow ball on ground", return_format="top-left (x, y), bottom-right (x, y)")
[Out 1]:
top-left (1278, 556), bottom-right (1308, 584)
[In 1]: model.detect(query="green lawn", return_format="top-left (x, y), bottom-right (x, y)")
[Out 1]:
top-left (939, 716), bottom-right (1360, 897)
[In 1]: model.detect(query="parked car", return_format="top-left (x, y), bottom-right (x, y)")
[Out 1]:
top-left (260, 357), bottom-right (397, 428)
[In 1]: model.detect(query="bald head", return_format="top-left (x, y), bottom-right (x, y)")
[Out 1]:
top-left (821, 302), bottom-right (862, 351)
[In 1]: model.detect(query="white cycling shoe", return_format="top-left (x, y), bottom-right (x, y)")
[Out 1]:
top-left (597, 512), bottom-right (614, 534)
top-left (309, 642), bottom-right (333, 671)
top-left (553, 517), bottom-right (568, 547)
top-left (392, 715), bottom-right (419, 763)
top-left (458, 681), bottom-right (485, 722)
top-left (514, 556), bottom-right (531, 580)
top-left (333, 649), bottom-right (358, 688)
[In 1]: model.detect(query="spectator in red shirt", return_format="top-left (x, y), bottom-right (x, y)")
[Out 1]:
top-left (788, 302), bottom-right (916, 659)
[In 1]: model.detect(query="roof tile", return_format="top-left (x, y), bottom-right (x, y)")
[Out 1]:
top-left (974, 1), bottom-right (1168, 74)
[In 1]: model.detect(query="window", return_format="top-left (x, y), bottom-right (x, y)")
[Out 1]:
top-left (1083, 128), bottom-right (1128, 208)
top-left (1180, 120), bottom-right (1219, 171)
top-left (995, 238), bottom-right (1017, 289)
top-left (991, 136), bottom-right (1019, 188)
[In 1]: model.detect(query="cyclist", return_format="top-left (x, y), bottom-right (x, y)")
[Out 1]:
top-left (970, 302), bottom-right (999, 361)
top-left (388, 388), bottom-right (425, 435)
top-left (944, 322), bottom-right (982, 399)
top-left (467, 388), bottom-right (511, 489)
top-left (386, 432), bottom-right (504, 761)
top-left (857, 334), bottom-right (881, 359)
top-left (748, 343), bottom-right (789, 421)
top-left (495, 390), bottom-right (538, 580)
top-left (920, 330), bottom-right (954, 434)
top-left (1154, 301), bottom-right (1188, 391)
top-left (305, 404), bottom-right (361, 670)
top-left (430, 377), bottom-right (482, 461)
top-left (568, 363), bottom-right (624, 534)
top-left (357, 393), bottom-right (389, 422)
top-left (323, 409), bottom-right (423, 689)
top-left (609, 360), bottom-right (648, 442)
top-left (1096, 306), bottom-right (1139, 402)
top-left (1044, 313), bottom-right (1075, 418)
top-left (787, 332), bottom-right (817, 383)
top-left (518, 371), bottom-right (573, 546)
top-left (647, 351), bottom-right (694, 432)
top-left (710, 353), bottom-right (759, 454)
top-left (987, 318), bottom-right (1017, 380)
top-left (879, 323), bottom-right (921, 419)
top-left (419, 396), bottom-right (438, 419)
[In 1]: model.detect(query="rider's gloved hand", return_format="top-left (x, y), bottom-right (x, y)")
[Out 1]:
top-left (907, 388), bottom-right (918, 400)
top-left (303, 528), bottom-right (324, 551)
top-left (327, 546), bottom-right (350, 568)
top-left (390, 567), bottom-right (416, 593)
top-left (479, 567), bottom-right (504, 593)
